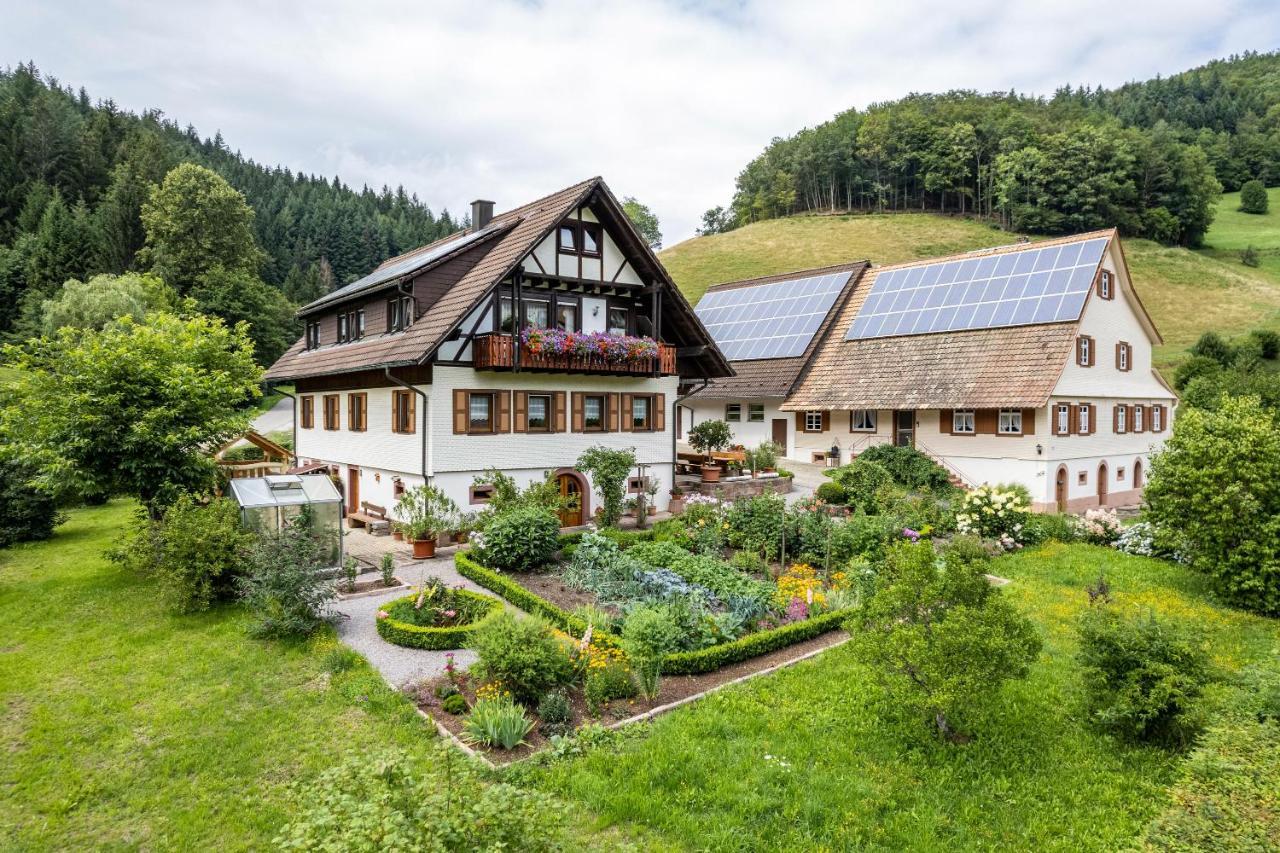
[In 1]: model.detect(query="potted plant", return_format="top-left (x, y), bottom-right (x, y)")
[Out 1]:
top-left (391, 521), bottom-right (405, 542)
top-left (755, 440), bottom-right (780, 475)
top-left (452, 511), bottom-right (476, 545)
top-left (644, 479), bottom-right (660, 516)
top-left (668, 485), bottom-right (685, 515)
top-left (688, 419), bottom-right (732, 484)
top-left (395, 484), bottom-right (458, 560)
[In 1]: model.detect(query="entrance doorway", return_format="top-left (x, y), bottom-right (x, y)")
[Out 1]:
top-left (894, 411), bottom-right (915, 447)
top-left (1097, 461), bottom-right (1108, 506)
top-left (771, 418), bottom-right (788, 451)
top-left (556, 472), bottom-right (584, 527)
top-left (346, 466), bottom-right (360, 512)
top-left (1134, 459), bottom-right (1143, 489)
top-left (1055, 465), bottom-right (1068, 512)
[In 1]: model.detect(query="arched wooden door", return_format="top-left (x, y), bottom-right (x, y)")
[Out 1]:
top-left (1055, 465), bottom-right (1068, 512)
top-left (556, 472), bottom-right (584, 527)
top-left (1097, 461), bottom-right (1108, 506)
top-left (1134, 459), bottom-right (1144, 489)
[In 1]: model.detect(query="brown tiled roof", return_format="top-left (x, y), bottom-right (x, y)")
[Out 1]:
top-left (691, 261), bottom-right (867, 399)
top-left (783, 233), bottom-right (1123, 410)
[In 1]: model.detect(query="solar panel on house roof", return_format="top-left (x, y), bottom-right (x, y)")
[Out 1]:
top-left (844, 237), bottom-right (1109, 341)
top-left (303, 220), bottom-right (510, 312)
top-left (695, 270), bottom-right (853, 361)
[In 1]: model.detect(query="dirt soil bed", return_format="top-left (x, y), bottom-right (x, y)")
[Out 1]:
top-left (413, 629), bottom-right (849, 765)
top-left (516, 569), bottom-right (621, 615)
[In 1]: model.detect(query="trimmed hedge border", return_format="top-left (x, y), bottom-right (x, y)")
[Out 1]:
top-left (374, 588), bottom-right (504, 650)
top-left (454, 552), bottom-right (850, 675)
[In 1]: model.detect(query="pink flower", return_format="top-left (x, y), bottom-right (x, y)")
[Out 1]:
top-left (376, 610), bottom-right (389, 619)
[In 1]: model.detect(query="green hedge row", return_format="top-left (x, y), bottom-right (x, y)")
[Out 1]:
top-left (660, 609), bottom-right (850, 675)
top-left (374, 589), bottom-right (504, 650)
top-left (455, 552), bottom-right (848, 675)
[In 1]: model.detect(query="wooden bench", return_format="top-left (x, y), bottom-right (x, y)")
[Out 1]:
top-left (346, 501), bottom-right (390, 534)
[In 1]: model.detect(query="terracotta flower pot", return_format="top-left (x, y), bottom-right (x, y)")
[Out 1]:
top-left (647, 506), bottom-right (657, 517)
top-left (411, 538), bottom-right (436, 560)
top-left (668, 497), bottom-right (685, 515)
top-left (701, 464), bottom-right (721, 483)
top-left (453, 530), bottom-right (469, 544)
top-left (392, 529), bottom-right (404, 542)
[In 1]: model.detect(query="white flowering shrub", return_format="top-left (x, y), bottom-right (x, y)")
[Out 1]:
top-left (1112, 521), bottom-right (1190, 563)
top-left (955, 485), bottom-right (1030, 549)
top-left (1078, 507), bottom-right (1123, 545)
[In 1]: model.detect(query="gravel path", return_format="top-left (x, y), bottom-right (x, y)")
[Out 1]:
top-left (333, 558), bottom-right (517, 689)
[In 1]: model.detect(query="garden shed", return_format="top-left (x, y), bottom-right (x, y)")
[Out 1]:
top-left (228, 474), bottom-right (344, 569)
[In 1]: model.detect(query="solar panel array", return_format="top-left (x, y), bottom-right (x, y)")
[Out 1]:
top-left (695, 271), bottom-right (853, 361)
top-left (844, 237), bottom-right (1109, 341)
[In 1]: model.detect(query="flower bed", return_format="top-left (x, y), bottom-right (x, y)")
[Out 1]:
top-left (375, 585), bottom-right (504, 650)
top-left (520, 328), bottom-right (658, 364)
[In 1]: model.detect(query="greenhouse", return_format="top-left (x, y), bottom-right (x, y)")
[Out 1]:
top-left (228, 474), bottom-right (344, 569)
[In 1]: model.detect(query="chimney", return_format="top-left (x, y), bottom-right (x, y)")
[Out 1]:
top-left (471, 199), bottom-right (494, 230)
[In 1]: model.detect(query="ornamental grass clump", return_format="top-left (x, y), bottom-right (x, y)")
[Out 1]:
top-left (463, 694), bottom-right (535, 750)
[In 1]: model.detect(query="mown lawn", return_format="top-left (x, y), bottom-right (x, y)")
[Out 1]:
top-left (523, 543), bottom-right (1279, 851)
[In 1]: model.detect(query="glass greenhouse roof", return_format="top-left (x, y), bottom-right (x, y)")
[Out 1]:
top-left (229, 474), bottom-right (341, 508)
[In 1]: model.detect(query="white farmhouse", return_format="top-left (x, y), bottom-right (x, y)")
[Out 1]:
top-left (264, 177), bottom-right (731, 525)
top-left (685, 230), bottom-right (1176, 512)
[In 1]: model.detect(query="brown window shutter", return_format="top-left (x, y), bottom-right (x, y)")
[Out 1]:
top-left (1115, 342), bottom-right (1122, 368)
top-left (513, 391), bottom-right (528, 433)
top-left (452, 389), bottom-right (467, 434)
top-left (607, 394), bottom-right (619, 432)
top-left (1159, 404), bottom-right (1168, 431)
top-left (1086, 404), bottom-right (1096, 435)
top-left (1022, 408), bottom-right (1036, 435)
top-left (654, 394), bottom-right (666, 432)
top-left (1088, 338), bottom-right (1096, 367)
top-left (796, 411), bottom-right (805, 431)
top-left (406, 391), bottom-right (416, 434)
top-left (821, 411), bottom-right (830, 431)
top-left (1112, 405), bottom-right (1121, 433)
top-left (940, 409), bottom-right (953, 435)
top-left (571, 392), bottom-right (584, 432)
top-left (976, 409), bottom-right (998, 435)
top-left (497, 391), bottom-right (510, 432)
top-left (1125, 344), bottom-right (1133, 371)
top-left (553, 391), bottom-right (567, 433)
top-left (1069, 404), bottom-right (1079, 435)
top-left (620, 394), bottom-right (633, 432)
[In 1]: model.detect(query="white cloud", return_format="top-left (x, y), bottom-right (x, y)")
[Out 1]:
top-left (3, 0), bottom-right (1279, 243)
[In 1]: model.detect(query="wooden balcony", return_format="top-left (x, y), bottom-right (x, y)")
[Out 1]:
top-left (472, 333), bottom-right (677, 376)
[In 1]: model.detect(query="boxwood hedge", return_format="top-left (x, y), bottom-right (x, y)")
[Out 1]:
top-left (455, 552), bottom-right (848, 675)
top-left (374, 588), bottom-right (504, 650)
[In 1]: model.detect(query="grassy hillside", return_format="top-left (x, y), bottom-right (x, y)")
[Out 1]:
top-left (661, 204), bottom-right (1280, 370)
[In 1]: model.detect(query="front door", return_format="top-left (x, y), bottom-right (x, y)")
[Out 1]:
top-left (771, 418), bottom-right (788, 452)
top-left (557, 473), bottom-right (583, 527)
top-left (1097, 462), bottom-right (1108, 506)
top-left (346, 466), bottom-right (360, 512)
top-left (1055, 466), bottom-right (1068, 512)
top-left (894, 411), bottom-right (914, 447)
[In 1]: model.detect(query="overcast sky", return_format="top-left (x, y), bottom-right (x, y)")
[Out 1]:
top-left (4, 1), bottom-right (1280, 244)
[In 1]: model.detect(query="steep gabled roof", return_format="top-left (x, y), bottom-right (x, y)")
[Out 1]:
top-left (690, 261), bottom-right (867, 398)
top-left (264, 177), bottom-right (731, 382)
top-left (784, 230), bottom-right (1147, 410)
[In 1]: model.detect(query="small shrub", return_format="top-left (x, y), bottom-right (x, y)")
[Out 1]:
top-left (479, 505), bottom-right (560, 571)
top-left (855, 444), bottom-right (954, 492)
top-left (1239, 178), bottom-right (1269, 214)
top-left (375, 586), bottom-right (503, 650)
top-left (111, 495), bottom-right (253, 614)
top-left (463, 695), bottom-right (535, 749)
top-left (1077, 507), bottom-right (1123, 545)
top-left (441, 693), bottom-right (468, 715)
top-left (581, 642), bottom-right (635, 715)
top-left (729, 549), bottom-right (768, 576)
top-left (1076, 603), bottom-right (1211, 748)
top-left (379, 552), bottom-right (395, 586)
top-left (828, 459), bottom-right (893, 514)
top-left (275, 746), bottom-right (566, 851)
top-left (815, 481), bottom-right (848, 505)
top-left (956, 484), bottom-right (1030, 549)
top-left (1249, 328), bottom-right (1280, 360)
top-left (1241, 244), bottom-right (1261, 267)
top-left (724, 492), bottom-right (788, 558)
top-left (0, 458), bottom-right (65, 547)
top-left (238, 510), bottom-right (338, 639)
top-left (469, 612), bottom-right (572, 705)
top-left (1021, 512), bottom-right (1080, 545)
top-left (622, 605), bottom-right (684, 699)
top-left (537, 689), bottom-right (571, 727)
top-left (1189, 330), bottom-right (1236, 366)
top-left (342, 555), bottom-right (358, 592)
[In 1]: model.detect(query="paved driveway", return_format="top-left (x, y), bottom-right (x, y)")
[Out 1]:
top-left (252, 396), bottom-right (293, 436)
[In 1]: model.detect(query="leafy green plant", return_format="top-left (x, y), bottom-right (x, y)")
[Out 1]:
top-left (562, 532), bottom-right (645, 605)
top-left (469, 612), bottom-right (572, 705)
top-left (623, 605), bottom-right (684, 699)
top-left (441, 693), bottom-right (468, 715)
top-left (463, 695), bottom-right (536, 749)
top-left (238, 509), bottom-right (338, 639)
top-left (379, 552), bottom-right (395, 586)
top-left (1076, 602), bottom-right (1211, 748)
top-left (687, 419), bottom-right (732, 458)
top-left (669, 553), bottom-right (773, 605)
top-left (575, 445), bottom-right (637, 528)
top-left (1145, 395), bottom-right (1280, 614)
top-left (276, 746), bottom-right (565, 850)
top-left (724, 492), bottom-right (787, 558)
top-left (478, 504), bottom-right (561, 571)
top-left (1239, 178), bottom-right (1269, 214)
top-left (855, 444), bottom-right (954, 492)
top-left (1020, 512), bottom-right (1081, 545)
top-left (110, 494), bottom-right (253, 613)
top-left (536, 689), bottom-right (572, 736)
top-left (0, 458), bottom-right (65, 547)
top-left (848, 540), bottom-right (1042, 741)
top-left (341, 555), bottom-right (358, 592)
top-left (321, 645), bottom-right (361, 675)
top-left (815, 481), bottom-right (849, 505)
top-left (827, 458), bottom-right (893, 514)
top-left (394, 483), bottom-right (457, 542)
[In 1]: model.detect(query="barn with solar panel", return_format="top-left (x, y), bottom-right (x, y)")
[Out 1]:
top-left (684, 230), bottom-right (1177, 513)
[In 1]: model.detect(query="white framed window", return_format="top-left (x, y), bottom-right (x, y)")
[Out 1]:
top-left (805, 411), bottom-right (824, 432)
top-left (748, 404), bottom-right (764, 423)
top-left (1133, 405), bottom-right (1144, 432)
top-left (527, 394), bottom-right (550, 432)
top-left (1152, 406), bottom-right (1163, 432)
top-left (631, 396), bottom-right (651, 431)
top-left (998, 409), bottom-right (1023, 435)
top-left (952, 410), bottom-right (975, 434)
top-left (1099, 270), bottom-right (1113, 299)
top-left (1078, 404), bottom-right (1091, 434)
top-left (468, 393), bottom-right (494, 432)
top-left (1116, 405), bottom-right (1128, 433)
top-left (583, 395), bottom-right (604, 431)
top-left (1118, 342), bottom-right (1130, 371)
top-left (850, 409), bottom-right (877, 432)
top-left (1078, 336), bottom-right (1092, 366)
top-left (1057, 403), bottom-right (1070, 435)
top-left (725, 403), bottom-right (741, 422)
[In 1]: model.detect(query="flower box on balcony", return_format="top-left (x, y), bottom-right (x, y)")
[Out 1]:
top-left (473, 332), bottom-right (677, 375)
